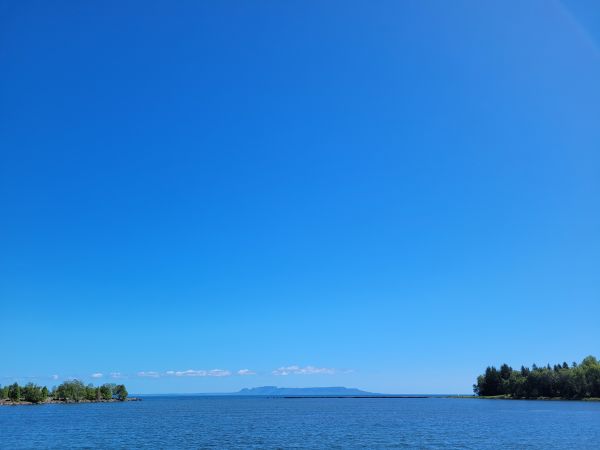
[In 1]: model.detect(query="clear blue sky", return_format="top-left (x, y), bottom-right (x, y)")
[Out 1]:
top-left (1, 0), bottom-right (599, 394)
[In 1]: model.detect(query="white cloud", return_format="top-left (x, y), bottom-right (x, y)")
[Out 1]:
top-left (110, 372), bottom-right (124, 379)
top-left (272, 365), bottom-right (336, 376)
top-left (167, 369), bottom-right (205, 377)
top-left (137, 371), bottom-right (160, 378)
top-left (166, 369), bottom-right (231, 377)
top-left (51, 374), bottom-right (59, 380)
top-left (91, 373), bottom-right (103, 378)
top-left (237, 369), bottom-right (256, 376)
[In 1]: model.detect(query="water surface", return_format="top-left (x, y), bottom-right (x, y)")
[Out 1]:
top-left (1, 396), bottom-right (599, 448)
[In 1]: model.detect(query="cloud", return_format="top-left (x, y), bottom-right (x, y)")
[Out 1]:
top-left (166, 369), bottom-right (231, 377)
top-left (166, 369), bottom-right (205, 377)
top-left (110, 372), bottom-right (125, 379)
top-left (52, 374), bottom-right (59, 380)
top-left (91, 373), bottom-right (103, 378)
top-left (137, 371), bottom-right (160, 378)
top-left (272, 365), bottom-right (336, 376)
top-left (237, 369), bottom-right (256, 376)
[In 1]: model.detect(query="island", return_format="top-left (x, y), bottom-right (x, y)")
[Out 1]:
top-left (473, 355), bottom-right (600, 400)
top-left (0, 380), bottom-right (139, 405)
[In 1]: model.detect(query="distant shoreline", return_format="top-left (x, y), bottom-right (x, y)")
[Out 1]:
top-left (283, 395), bottom-right (600, 401)
top-left (282, 395), bottom-right (430, 399)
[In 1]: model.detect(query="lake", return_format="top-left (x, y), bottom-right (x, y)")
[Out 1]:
top-left (1, 396), bottom-right (599, 448)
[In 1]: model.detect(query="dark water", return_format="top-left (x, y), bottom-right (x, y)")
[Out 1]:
top-left (1, 396), bottom-right (599, 449)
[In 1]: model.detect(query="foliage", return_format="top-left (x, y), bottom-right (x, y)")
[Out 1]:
top-left (85, 384), bottom-right (100, 401)
top-left (100, 384), bottom-right (113, 400)
top-left (8, 383), bottom-right (21, 402)
top-left (55, 380), bottom-right (87, 402)
top-left (21, 383), bottom-right (48, 403)
top-left (1, 380), bottom-right (130, 403)
top-left (474, 355), bottom-right (600, 399)
top-left (114, 384), bottom-right (128, 401)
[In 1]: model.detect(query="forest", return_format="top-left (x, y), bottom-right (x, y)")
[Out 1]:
top-left (474, 355), bottom-right (600, 399)
top-left (0, 380), bottom-right (128, 403)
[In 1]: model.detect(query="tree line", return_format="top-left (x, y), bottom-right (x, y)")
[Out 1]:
top-left (0, 380), bottom-right (128, 403)
top-left (474, 355), bottom-right (600, 399)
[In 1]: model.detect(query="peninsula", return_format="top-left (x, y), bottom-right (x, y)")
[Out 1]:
top-left (0, 380), bottom-right (138, 405)
top-left (474, 355), bottom-right (600, 400)
top-left (232, 386), bottom-right (429, 398)
top-left (234, 386), bottom-right (378, 396)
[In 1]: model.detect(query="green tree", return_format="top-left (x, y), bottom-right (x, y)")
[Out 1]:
top-left (507, 372), bottom-right (526, 398)
top-left (100, 384), bottom-right (113, 400)
top-left (41, 386), bottom-right (49, 402)
top-left (114, 384), bottom-right (128, 401)
top-left (1, 381), bottom-right (129, 404)
top-left (8, 383), bottom-right (21, 402)
top-left (56, 380), bottom-right (87, 402)
top-left (582, 357), bottom-right (600, 397)
top-left (474, 366), bottom-right (503, 396)
top-left (22, 383), bottom-right (46, 403)
top-left (85, 384), bottom-right (97, 401)
top-left (474, 356), bottom-right (600, 399)
top-left (499, 364), bottom-right (512, 380)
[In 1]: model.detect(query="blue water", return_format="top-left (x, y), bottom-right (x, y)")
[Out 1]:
top-left (1, 397), bottom-right (599, 449)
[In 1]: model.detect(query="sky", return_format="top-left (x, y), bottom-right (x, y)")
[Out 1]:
top-left (1, 0), bottom-right (599, 394)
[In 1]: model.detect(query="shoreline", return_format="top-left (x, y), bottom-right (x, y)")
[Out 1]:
top-left (449, 395), bottom-right (600, 402)
top-left (0, 398), bottom-right (142, 406)
top-left (4, 395), bottom-right (600, 404)
top-left (282, 395), bottom-right (430, 399)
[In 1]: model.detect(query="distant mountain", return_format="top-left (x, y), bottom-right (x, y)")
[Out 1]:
top-left (234, 386), bottom-right (378, 396)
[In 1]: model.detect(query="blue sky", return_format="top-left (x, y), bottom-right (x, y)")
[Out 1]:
top-left (1, 0), bottom-right (599, 394)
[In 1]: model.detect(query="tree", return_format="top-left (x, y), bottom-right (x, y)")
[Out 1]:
top-left (100, 384), bottom-right (113, 400)
top-left (8, 383), bottom-right (21, 402)
top-left (507, 372), bottom-right (526, 398)
top-left (500, 364), bottom-right (512, 380)
top-left (22, 383), bottom-right (46, 403)
top-left (85, 384), bottom-right (97, 401)
top-left (583, 359), bottom-right (600, 397)
top-left (1, 381), bottom-right (129, 403)
top-left (581, 355), bottom-right (599, 367)
top-left (474, 366), bottom-right (504, 396)
top-left (114, 384), bottom-right (128, 401)
top-left (41, 386), bottom-right (49, 402)
top-left (474, 356), bottom-right (600, 399)
top-left (55, 380), bottom-right (87, 402)
top-left (0, 385), bottom-right (8, 399)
